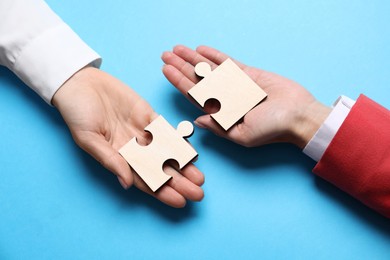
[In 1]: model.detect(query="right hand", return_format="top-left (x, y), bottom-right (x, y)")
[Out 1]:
top-left (53, 66), bottom-right (204, 208)
top-left (162, 45), bottom-right (331, 149)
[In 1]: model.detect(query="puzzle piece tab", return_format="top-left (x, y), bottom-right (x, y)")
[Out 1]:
top-left (188, 58), bottom-right (267, 131)
top-left (119, 116), bottom-right (198, 192)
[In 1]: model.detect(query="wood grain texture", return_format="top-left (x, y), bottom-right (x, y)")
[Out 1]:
top-left (188, 58), bottom-right (267, 130)
top-left (118, 116), bottom-right (197, 192)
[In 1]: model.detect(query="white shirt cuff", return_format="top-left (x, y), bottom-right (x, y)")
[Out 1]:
top-left (12, 22), bottom-right (102, 105)
top-left (303, 95), bottom-right (356, 162)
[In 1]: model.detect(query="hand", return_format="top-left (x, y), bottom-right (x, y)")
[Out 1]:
top-left (162, 45), bottom-right (331, 149)
top-left (52, 67), bottom-right (204, 207)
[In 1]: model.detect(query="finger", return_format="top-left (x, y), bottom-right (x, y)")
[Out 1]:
top-left (77, 133), bottom-right (133, 189)
top-left (155, 185), bottom-right (187, 208)
top-left (128, 159), bottom-right (203, 206)
top-left (173, 45), bottom-right (217, 69)
top-left (194, 115), bottom-right (229, 138)
top-left (194, 115), bottom-right (244, 144)
top-left (196, 45), bottom-right (269, 83)
top-left (196, 45), bottom-right (247, 69)
top-left (161, 51), bottom-right (199, 84)
top-left (163, 65), bottom-right (219, 113)
top-left (132, 172), bottom-right (187, 208)
top-left (180, 164), bottom-right (205, 186)
top-left (162, 64), bottom-right (195, 95)
top-left (164, 165), bottom-right (204, 202)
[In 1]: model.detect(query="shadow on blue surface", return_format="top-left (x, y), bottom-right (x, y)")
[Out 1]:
top-left (315, 178), bottom-right (390, 237)
top-left (170, 88), bottom-right (390, 235)
top-left (77, 149), bottom-right (200, 223)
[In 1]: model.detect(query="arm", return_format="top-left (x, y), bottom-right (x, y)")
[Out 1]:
top-left (314, 95), bottom-right (390, 218)
top-left (0, 0), bottom-right (100, 103)
top-left (0, 1), bottom-right (204, 207)
top-left (162, 45), bottom-right (390, 216)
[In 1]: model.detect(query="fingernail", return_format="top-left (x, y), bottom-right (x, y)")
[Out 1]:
top-left (194, 120), bottom-right (206, 129)
top-left (117, 176), bottom-right (129, 190)
top-left (161, 51), bottom-right (170, 59)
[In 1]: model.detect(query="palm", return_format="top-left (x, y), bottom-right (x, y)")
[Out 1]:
top-left (235, 67), bottom-right (316, 146)
top-left (162, 45), bottom-right (328, 148)
top-left (53, 67), bottom-right (204, 207)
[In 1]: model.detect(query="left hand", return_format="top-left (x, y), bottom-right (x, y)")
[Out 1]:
top-left (52, 66), bottom-right (204, 208)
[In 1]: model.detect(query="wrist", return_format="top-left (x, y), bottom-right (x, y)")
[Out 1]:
top-left (52, 66), bottom-right (98, 108)
top-left (292, 101), bottom-right (331, 149)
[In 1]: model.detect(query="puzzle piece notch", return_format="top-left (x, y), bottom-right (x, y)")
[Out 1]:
top-left (119, 116), bottom-right (198, 192)
top-left (189, 58), bottom-right (267, 131)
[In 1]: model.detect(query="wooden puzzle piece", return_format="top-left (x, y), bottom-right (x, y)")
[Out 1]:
top-left (118, 115), bottom-right (198, 192)
top-left (188, 58), bottom-right (267, 131)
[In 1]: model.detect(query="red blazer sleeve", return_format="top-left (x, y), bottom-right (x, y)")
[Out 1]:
top-left (313, 94), bottom-right (390, 218)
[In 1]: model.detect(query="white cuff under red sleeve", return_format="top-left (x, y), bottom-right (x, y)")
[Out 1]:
top-left (303, 95), bottom-right (356, 162)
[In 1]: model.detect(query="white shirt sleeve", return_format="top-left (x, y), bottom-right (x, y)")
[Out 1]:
top-left (0, 0), bottom-right (102, 104)
top-left (303, 96), bottom-right (356, 162)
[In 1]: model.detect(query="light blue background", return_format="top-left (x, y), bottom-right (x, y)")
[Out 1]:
top-left (1, 0), bottom-right (390, 259)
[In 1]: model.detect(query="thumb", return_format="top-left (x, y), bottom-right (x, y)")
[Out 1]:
top-left (194, 115), bottom-right (228, 138)
top-left (78, 134), bottom-right (134, 189)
